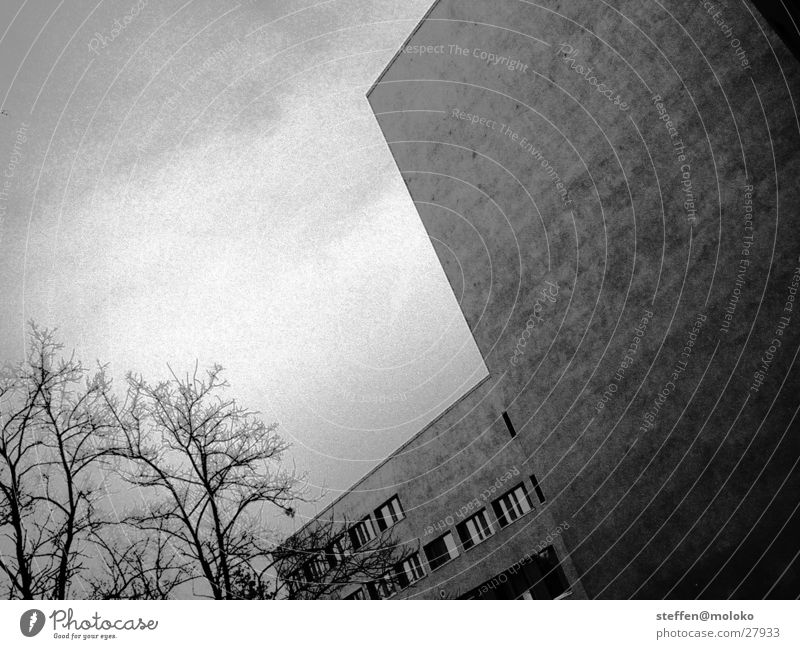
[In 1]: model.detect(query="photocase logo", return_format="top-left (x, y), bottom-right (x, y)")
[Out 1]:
top-left (20, 609), bottom-right (45, 637)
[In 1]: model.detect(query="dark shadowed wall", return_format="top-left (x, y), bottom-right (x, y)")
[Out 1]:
top-left (367, 0), bottom-right (800, 598)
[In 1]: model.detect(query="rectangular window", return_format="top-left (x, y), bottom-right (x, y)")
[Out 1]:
top-left (287, 569), bottom-right (303, 596)
top-left (502, 411), bottom-right (517, 438)
top-left (374, 495), bottom-right (405, 532)
top-left (367, 573), bottom-right (396, 600)
top-left (302, 555), bottom-right (327, 583)
top-left (492, 483), bottom-right (533, 528)
top-left (530, 473), bottom-right (546, 503)
top-left (456, 508), bottom-right (494, 550)
top-left (349, 516), bottom-right (376, 550)
top-left (344, 587), bottom-right (365, 600)
top-left (394, 552), bottom-right (426, 589)
top-left (423, 531), bottom-right (459, 571)
top-left (325, 535), bottom-right (347, 568)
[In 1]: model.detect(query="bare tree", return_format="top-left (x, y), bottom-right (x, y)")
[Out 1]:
top-left (106, 364), bottom-right (302, 599)
top-left (88, 525), bottom-right (190, 599)
top-left (1, 326), bottom-right (410, 600)
top-left (105, 364), bottom-right (413, 600)
top-left (0, 325), bottom-right (117, 599)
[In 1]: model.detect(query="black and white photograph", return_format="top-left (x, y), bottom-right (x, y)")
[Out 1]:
top-left (0, 0), bottom-right (799, 646)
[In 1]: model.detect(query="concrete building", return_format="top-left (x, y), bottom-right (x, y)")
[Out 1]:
top-left (292, 0), bottom-right (800, 599)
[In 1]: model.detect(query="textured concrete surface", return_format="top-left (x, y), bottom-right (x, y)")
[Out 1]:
top-left (364, 0), bottom-right (800, 598)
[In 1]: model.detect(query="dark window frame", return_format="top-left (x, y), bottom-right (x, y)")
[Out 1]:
top-left (367, 573), bottom-right (397, 600)
top-left (530, 473), bottom-right (546, 503)
top-left (502, 411), bottom-right (517, 438)
top-left (301, 555), bottom-right (327, 583)
top-left (491, 482), bottom-right (534, 528)
top-left (423, 531), bottom-right (459, 572)
top-left (349, 515), bottom-right (376, 550)
top-left (394, 551), bottom-right (426, 589)
top-left (456, 508), bottom-right (495, 551)
top-left (374, 495), bottom-right (405, 532)
top-left (325, 534), bottom-right (348, 568)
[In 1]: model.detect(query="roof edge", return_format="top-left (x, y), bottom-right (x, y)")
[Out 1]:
top-left (365, 0), bottom-right (442, 100)
top-left (292, 369), bottom-right (492, 537)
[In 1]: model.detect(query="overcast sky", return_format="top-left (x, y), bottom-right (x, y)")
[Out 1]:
top-left (0, 0), bottom-right (486, 524)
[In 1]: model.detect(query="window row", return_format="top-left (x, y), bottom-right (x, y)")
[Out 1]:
top-left (420, 480), bottom-right (536, 573)
top-left (344, 551), bottom-right (427, 600)
top-left (343, 478), bottom-right (543, 599)
top-left (348, 544), bottom-right (571, 601)
top-left (290, 495), bottom-right (406, 593)
top-left (349, 494), bottom-right (405, 550)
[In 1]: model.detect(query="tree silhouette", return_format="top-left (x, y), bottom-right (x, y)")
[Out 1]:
top-left (1, 326), bottom-right (409, 600)
top-left (104, 364), bottom-right (411, 599)
top-left (105, 364), bottom-right (302, 599)
top-left (88, 527), bottom-right (189, 599)
top-left (0, 325), bottom-right (117, 598)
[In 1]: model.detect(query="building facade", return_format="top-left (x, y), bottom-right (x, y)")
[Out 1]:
top-left (292, 0), bottom-right (800, 599)
top-left (288, 375), bottom-right (587, 600)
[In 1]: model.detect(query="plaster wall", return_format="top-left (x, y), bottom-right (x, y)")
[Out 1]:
top-left (366, 0), bottom-right (800, 598)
